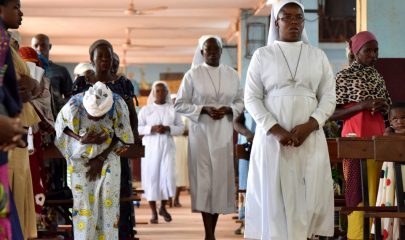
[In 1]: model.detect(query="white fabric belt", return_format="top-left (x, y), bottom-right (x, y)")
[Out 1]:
top-left (267, 87), bottom-right (315, 98)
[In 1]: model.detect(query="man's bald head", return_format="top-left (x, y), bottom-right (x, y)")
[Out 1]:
top-left (31, 33), bottom-right (51, 59)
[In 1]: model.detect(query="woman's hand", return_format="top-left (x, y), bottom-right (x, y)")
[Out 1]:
top-left (268, 124), bottom-right (295, 146)
top-left (202, 106), bottom-right (229, 120)
top-left (80, 131), bottom-right (108, 144)
top-left (0, 116), bottom-right (26, 151)
top-left (360, 99), bottom-right (389, 115)
top-left (85, 155), bottom-right (106, 181)
top-left (151, 125), bottom-right (169, 134)
top-left (290, 118), bottom-right (319, 147)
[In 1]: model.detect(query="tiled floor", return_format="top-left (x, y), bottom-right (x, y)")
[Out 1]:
top-left (134, 193), bottom-right (244, 240)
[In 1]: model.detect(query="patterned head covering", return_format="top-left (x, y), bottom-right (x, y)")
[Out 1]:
top-left (73, 62), bottom-right (94, 77)
top-left (89, 39), bottom-right (113, 61)
top-left (18, 47), bottom-right (41, 66)
top-left (267, 0), bottom-right (310, 45)
top-left (191, 35), bottom-right (222, 68)
top-left (349, 31), bottom-right (377, 55)
top-left (147, 80), bottom-right (172, 105)
top-left (83, 81), bottom-right (113, 117)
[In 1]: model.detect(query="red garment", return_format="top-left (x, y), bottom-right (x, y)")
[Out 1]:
top-left (29, 132), bottom-right (47, 214)
top-left (341, 102), bottom-right (385, 207)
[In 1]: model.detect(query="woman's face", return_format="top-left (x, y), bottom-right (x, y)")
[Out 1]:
top-left (0, 0), bottom-right (23, 29)
top-left (355, 40), bottom-right (378, 66)
top-left (201, 38), bottom-right (222, 67)
top-left (275, 3), bottom-right (304, 42)
top-left (92, 45), bottom-right (113, 73)
top-left (154, 84), bottom-right (168, 104)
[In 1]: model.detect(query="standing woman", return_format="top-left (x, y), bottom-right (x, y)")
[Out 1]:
top-left (138, 81), bottom-right (184, 224)
top-left (175, 35), bottom-right (244, 240)
top-left (244, 1), bottom-right (336, 239)
top-left (331, 31), bottom-right (390, 239)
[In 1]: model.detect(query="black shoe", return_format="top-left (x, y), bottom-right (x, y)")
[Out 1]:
top-left (159, 208), bottom-right (172, 222)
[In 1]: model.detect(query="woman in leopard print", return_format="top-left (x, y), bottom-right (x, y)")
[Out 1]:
top-left (331, 31), bottom-right (391, 240)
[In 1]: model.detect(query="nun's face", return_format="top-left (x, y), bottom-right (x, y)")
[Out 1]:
top-left (201, 38), bottom-right (222, 67)
top-left (275, 3), bottom-right (304, 42)
top-left (92, 45), bottom-right (113, 73)
top-left (154, 84), bottom-right (168, 105)
top-left (355, 40), bottom-right (378, 66)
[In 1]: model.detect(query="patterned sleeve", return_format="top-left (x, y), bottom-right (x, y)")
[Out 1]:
top-left (113, 95), bottom-right (134, 145)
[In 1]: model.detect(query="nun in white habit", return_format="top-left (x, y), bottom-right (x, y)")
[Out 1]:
top-left (174, 35), bottom-right (244, 240)
top-left (138, 81), bottom-right (184, 224)
top-left (244, 1), bottom-right (336, 239)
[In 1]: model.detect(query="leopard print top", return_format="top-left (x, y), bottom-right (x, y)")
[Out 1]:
top-left (336, 61), bottom-right (391, 105)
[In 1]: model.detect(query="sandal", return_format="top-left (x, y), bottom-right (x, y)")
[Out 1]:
top-left (158, 208), bottom-right (172, 222)
top-left (150, 214), bottom-right (158, 224)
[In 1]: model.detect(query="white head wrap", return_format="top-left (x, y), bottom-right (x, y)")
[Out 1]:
top-left (267, 0), bottom-right (310, 45)
top-left (147, 81), bottom-right (172, 105)
top-left (83, 81), bottom-right (113, 117)
top-left (73, 62), bottom-right (94, 77)
top-left (191, 35), bottom-right (223, 68)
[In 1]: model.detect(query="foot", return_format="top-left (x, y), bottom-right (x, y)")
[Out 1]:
top-left (173, 200), bottom-right (182, 207)
top-left (234, 224), bottom-right (244, 235)
top-left (150, 214), bottom-right (158, 224)
top-left (159, 208), bottom-right (172, 222)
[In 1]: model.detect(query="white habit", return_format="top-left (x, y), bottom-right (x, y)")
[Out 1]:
top-left (174, 116), bottom-right (190, 187)
top-left (175, 63), bottom-right (244, 214)
top-left (244, 41), bottom-right (336, 239)
top-left (138, 103), bottom-right (184, 201)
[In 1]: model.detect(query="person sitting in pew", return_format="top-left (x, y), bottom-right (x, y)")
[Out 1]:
top-left (375, 102), bottom-right (405, 239)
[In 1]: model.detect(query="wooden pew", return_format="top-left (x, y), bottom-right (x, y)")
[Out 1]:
top-left (364, 136), bottom-right (405, 240)
top-left (336, 136), bottom-right (405, 240)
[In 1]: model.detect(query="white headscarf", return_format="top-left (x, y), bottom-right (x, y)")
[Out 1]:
top-left (191, 35), bottom-right (223, 68)
top-left (267, 0), bottom-right (310, 45)
top-left (83, 81), bottom-right (113, 117)
top-left (147, 81), bottom-right (172, 105)
top-left (74, 62), bottom-right (94, 77)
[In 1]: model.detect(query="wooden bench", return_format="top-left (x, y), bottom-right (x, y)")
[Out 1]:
top-left (337, 136), bottom-right (405, 240)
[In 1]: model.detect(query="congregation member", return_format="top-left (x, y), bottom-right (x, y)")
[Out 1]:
top-left (138, 81), bottom-right (184, 224)
top-left (4, 1), bottom-right (45, 238)
top-left (174, 35), bottom-right (244, 240)
top-left (31, 33), bottom-right (72, 118)
top-left (375, 102), bottom-right (405, 239)
top-left (54, 79), bottom-right (133, 239)
top-left (0, 3), bottom-right (26, 237)
top-left (73, 42), bottom-right (139, 238)
top-left (331, 31), bottom-right (391, 239)
top-left (233, 110), bottom-right (255, 235)
top-left (243, 1), bottom-right (336, 239)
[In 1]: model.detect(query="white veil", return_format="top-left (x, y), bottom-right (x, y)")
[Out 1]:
top-left (147, 81), bottom-right (172, 105)
top-left (267, 0), bottom-right (310, 45)
top-left (191, 35), bottom-right (223, 68)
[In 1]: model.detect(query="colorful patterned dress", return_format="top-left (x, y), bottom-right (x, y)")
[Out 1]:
top-left (54, 93), bottom-right (133, 240)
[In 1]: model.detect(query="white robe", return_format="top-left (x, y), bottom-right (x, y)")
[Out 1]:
top-left (244, 41), bottom-right (336, 240)
top-left (174, 63), bottom-right (244, 214)
top-left (174, 116), bottom-right (189, 187)
top-left (138, 103), bottom-right (184, 201)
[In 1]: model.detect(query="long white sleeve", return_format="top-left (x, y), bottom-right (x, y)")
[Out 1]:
top-left (137, 107), bottom-right (152, 135)
top-left (244, 49), bottom-right (278, 133)
top-left (310, 51), bottom-right (336, 127)
top-left (230, 71), bottom-right (245, 121)
top-left (174, 72), bottom-right (203, 122)
top-left (169, 112), bottom-right (185, 136)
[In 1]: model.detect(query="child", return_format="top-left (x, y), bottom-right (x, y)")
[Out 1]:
top-left (375, 102), bottom-right (405, 239)
top-left (54, 81), bottom-right (134, 239)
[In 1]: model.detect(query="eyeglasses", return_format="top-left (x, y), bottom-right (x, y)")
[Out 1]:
top-left (277, 15), bottom-right (305, 23)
